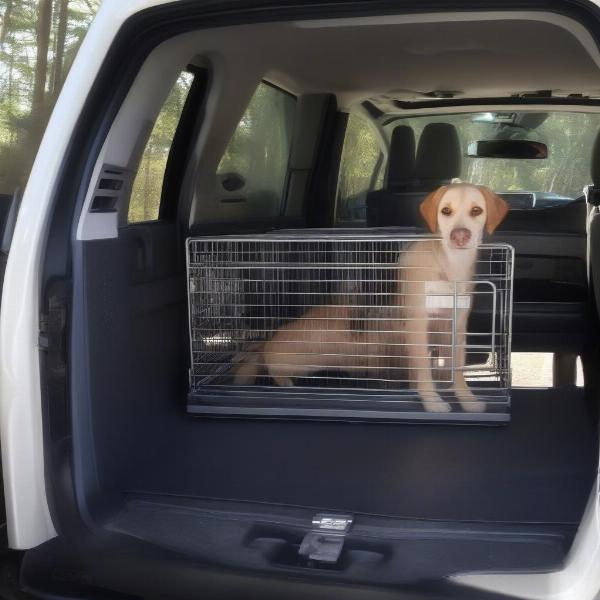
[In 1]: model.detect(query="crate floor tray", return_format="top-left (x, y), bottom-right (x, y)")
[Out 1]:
top-left (188, 386), bottom-right (510, 422)
top-left (187, 230), bottom-right (514, 422)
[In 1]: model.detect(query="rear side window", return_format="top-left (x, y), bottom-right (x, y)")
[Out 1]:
top-left (128, 71), bottom-right (195, 223)
top-left (335, 113), bottom-right (384, 224)
top-left (215, 82), bottom-right (296, 218)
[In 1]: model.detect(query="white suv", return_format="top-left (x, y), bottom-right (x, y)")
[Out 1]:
top-left (1, 1), bottom-right (600, 598)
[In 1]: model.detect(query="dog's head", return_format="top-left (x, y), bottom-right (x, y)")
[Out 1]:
top-left (419, 183), bottom-right (509, 250)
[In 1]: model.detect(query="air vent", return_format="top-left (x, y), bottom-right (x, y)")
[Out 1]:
top-left (90, 165), bottom-right (132, 213)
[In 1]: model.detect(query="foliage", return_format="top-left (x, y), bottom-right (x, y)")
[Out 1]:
top-left (129, 72), bottom-right (193, 222)
top-left (0, 0), bottom-right (100, 192)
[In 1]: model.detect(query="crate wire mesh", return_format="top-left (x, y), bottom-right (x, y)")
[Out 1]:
top-left (187, 230), bottom-right (514, 422)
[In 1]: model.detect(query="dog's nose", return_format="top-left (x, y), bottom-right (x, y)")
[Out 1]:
top-left (450, 228), bottom-right (472, 247)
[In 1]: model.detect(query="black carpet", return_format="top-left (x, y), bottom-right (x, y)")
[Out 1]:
top-left (131, 387), bottom-right (597, 524)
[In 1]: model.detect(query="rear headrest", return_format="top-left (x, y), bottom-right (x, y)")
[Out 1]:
top-left (592, 129), bottom-right (600, 186)
top-left (415, 123), bottom-right (462, 186)
top-left (387, 125), bottom-right (415, 190)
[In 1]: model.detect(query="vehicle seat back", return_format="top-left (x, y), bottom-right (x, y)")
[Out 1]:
top-left (367, 122), bottom-right (462, 228)
top-left (386, 125), bottom-right (415, 191)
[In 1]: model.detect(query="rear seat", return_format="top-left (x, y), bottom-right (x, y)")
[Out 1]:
top-left (384, 124), bottom-right (415, 191)
top-left (367, 122), bottom-right (462, 228)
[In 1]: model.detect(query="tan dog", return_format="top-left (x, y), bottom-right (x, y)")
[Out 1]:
top-left (233, 183), bottom-right (509, 413)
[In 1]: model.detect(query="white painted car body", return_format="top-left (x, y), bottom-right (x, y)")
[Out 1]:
top-left (0, 0), bottom-right (179, 552)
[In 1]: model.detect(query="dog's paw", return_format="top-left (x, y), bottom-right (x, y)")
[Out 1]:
top-left (421, 394), bottom-right (452, 413)
top-left (457, 395), bottom-right (486, 413)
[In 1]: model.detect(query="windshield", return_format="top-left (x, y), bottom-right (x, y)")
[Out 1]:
top-left (385, 111), bottom-right (600, 200)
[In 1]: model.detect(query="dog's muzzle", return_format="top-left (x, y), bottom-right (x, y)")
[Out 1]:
top-left (450, 228), bottom-right (472, 248)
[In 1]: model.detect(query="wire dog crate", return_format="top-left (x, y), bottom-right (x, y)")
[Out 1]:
top-left (187, 230), bottom-right (514, 422)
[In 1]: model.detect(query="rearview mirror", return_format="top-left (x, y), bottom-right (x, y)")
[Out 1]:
top-left (467, 139), bottom-right (548, 159)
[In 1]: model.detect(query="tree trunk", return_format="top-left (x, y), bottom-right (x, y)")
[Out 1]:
top-left (7, 43), bottom-right (14, 134)
top-left (31, 0), bottom-right (53, 138)
top-left (52, 0), bottom-right (69, 99)
top-left (0, 0), bottom-right (14, 47)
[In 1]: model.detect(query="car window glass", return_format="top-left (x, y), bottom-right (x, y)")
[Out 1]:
top-left (128, 71), bottom-right (194, 223)
top-left (387, 111), bottom-right (600, 202)
top-left (215, 82), bottom-right (296, 220)
top-left (335, 112), bottom-right (383, 224)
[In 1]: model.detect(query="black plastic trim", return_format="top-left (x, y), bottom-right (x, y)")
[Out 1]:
top-left (306, 101), bottom-right (344, 227)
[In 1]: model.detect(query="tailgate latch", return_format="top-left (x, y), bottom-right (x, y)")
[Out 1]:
top-left (298, 513), bottom-right (353, 564)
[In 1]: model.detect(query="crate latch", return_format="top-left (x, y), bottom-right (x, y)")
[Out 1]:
top-left (298, 513), bottom-right (353, 564)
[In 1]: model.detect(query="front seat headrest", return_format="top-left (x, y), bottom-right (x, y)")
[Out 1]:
top-left (387, 125), bottom-right (415, 191)
top-left (415, 123), bottom-right (462, 188)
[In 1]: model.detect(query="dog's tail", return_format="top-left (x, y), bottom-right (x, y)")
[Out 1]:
top-left (231, 342), bottom-right (264, 385)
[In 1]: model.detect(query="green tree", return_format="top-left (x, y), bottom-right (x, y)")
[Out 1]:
top-left (0, 0), bottom-right (100, 192)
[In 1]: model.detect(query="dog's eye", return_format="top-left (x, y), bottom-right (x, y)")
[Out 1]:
top-left (441, 207), bottom-right (452, 216)
top-left (471, 206), bottom-right (483, 217)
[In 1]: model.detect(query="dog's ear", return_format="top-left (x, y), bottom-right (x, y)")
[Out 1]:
top-left (477, 186), bottom-right (510, 234)
top-left (419, 186), bottom-right (448, 233)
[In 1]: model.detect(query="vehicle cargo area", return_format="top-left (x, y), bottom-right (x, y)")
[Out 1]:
top-left (23, 4), bottom-right (600, 599)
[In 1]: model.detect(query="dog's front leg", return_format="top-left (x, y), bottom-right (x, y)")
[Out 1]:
top-left (405, 310), bottom-right (451, 413)
top-left (453, 311), bottom-right (486, 413)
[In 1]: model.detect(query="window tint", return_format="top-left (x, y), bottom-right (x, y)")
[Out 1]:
top-left (335, 113), bottom-right (384, 224)
top-left (216, 83), bottom-right (296, 219)
top-left (128, 71), bottom-right (194, 223)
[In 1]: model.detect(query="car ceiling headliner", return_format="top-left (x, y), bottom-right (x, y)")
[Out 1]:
top-left (217, 13), bottom-right (600, 108)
